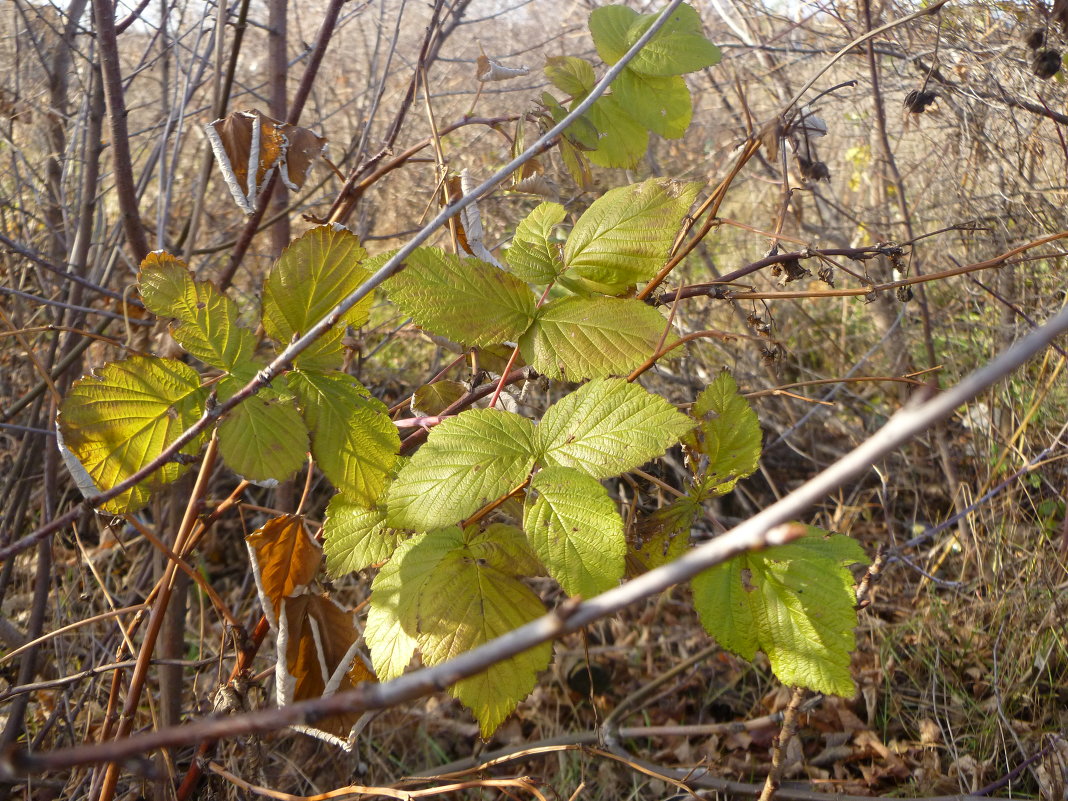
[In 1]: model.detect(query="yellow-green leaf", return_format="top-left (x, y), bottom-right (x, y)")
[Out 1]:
top-left (692, 528), bottom-right (868, 696)
top-left (386, 247), bottom-right (537, 347)
top-left (57, 356), bottom-right (208, 514)
top-left (322, 494), bottom-right (407, 576)
top-left (289, 369), bottom-right (399, 506)
top-left (565, 179), bottom-right (700, 294)
top-left (544, 56), bottom-right (596, 98)
top-left (367, 526), bottom-right (550, 736)
top-left (536, 378), bottom-right (694, 478)
top-left (506, 202), bottom-right (567, 284)
top-left (524, 466), bottom-right (625, 597)
top-left (624, 3), bottom-right (721, 77)
top-left (262, 225), bottom-right (373, 370)
top-left (387, 409), bottom-right (537, 531)
top-left (217, 374), bottom-right (308, 484)
top-left (584, 95), bottom-right (648, 170)
top-left (138, 252), bottom-right (257, 371)
top-left (589, 4), bottom-right (638, 65)
top-left (614, 70), bottom-right (692, 139)
top-left (518, 295), bottom-right (672, 380)
top-left (687, 370), bottom-right (762, 498)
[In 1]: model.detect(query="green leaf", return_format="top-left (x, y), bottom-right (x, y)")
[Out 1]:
top-left (467, 521), bottom-right (544, 577)
top-left (386, 247), bottom-right (537, 347)
top-left (559, 137), bottom-right (593, 190)
top-left (506, 202), bottom-right (567, 284)
top-left (544, 56), bottom-right (596, 98)
top-left (589, 5), bottom-right (638, 65)
top-left (288, 369), bottom-right (399, 505)
top-left (565, 179), bottom-right (701, 293)
top-left (614, 70), bottom-right (692, 139)
top-left (365, 533), bottom-right (423, 679)
top-left (692, 528), bottom-right (868, 696)
top-left (629, 494), bottom-right (699, 574)
top-left (217, 374), bottom-right (308, 484)
top-left (369, 525), bottom-right (551, 736)
top-left (322, 494), bottom-right (407, 576)
top-left (57, 356), bottom-right (208, 514)
top-left (411, 380), bottom-right (467, 416)
top-left (625, 4), bottom-right (721, 77)
top-left (518, 295), bottom-right (672, 380)
top-left (138, 252), bottom-right (257, 371)
top-left (524, 466), bottom-right (625, 597)
top-left (262, 225), bottom-right (374, 370)
top-left (687, 370), bottom-right (762, 498)
top-left (540, 93), bottom-right (601, 152)
top-left (536, 378), bottom-right (693, 478)
top-left (584, 95), bottom-right (648, 170)
top-left (387, 409), bottom-right (537, 531)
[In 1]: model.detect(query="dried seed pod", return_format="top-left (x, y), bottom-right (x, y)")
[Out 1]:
top-left (771, 257), bottom-right (811, 284)
top-left (904, 89), bottom-right (938, 113)
top-left (797, 156), bottom-right (831, 182)
top-left (1025, 27), bottom-right (1047, 50)
top-left (1032, 49), bottom-right (1063, 79)
top-left (896, 285), bottom-right (914, 303)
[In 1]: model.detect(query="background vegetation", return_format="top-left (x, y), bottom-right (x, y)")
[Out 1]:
top-left (1, 0), bottom-right (1067, 799)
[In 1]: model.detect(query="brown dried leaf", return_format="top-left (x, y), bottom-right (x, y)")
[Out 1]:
top-left (205, 110), bottom-right (327, 214)
top-left (443, 174), bottom-right (473, 256)
top-left (278, 593), bottom-right (376, 737)
top-left (247, 515), bottom-right (321, 621)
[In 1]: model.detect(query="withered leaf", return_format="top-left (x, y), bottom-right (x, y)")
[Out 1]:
top-left (246, 515), bottom-right (321, 622)
top-left (277, 593), bottom-right (376, 737)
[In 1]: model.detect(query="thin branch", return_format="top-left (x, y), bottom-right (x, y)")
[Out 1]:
top-left (92, 0), bottom-right (150, 262)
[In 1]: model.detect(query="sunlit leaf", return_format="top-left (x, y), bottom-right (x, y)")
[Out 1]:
top-left (536, 378), bottom-right (693, 478)
top-left (584, 95), bottom-right (648, 169)
top-left (625, 3), bottom-right (721, 77)
top-left (262, 225), bottom-right (373, 370)
top-left (589, 4), bottom-right (638, 65)
top-left (323, 494), bottom-right (407, 576)
top-left (387, 409), bottom-right (537, 531)
top-left (368, 526), bottom-right (551, 736)
top-left (365, 534), bottom-right (424, 679)
top-left (544, 56), bottom-right (596, 98)
top-left (217, 373), bottom-right (308, 485)
top-left (288, 369), bottom-right (399, 506)
top-left (614, 70), bottom-right (692, 139)
top-left (386, 247), bottom-right (537, 347)
top-left (565, 179), bottom-right (701, 294)
top-left (692, 528), bottom-right (868, 696)
top-left (686, 370), bottom-right (762, 498)
top-left (506, 202), bottom-right (567, 284)
top-left (524, 466), bottom-right (625, 597)
top-left (57, 356), bottom-right (208, 514)
top-left (138, 252), bottom-right (257, 371)
top-left (518, 296), bottom-right (672, 380)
